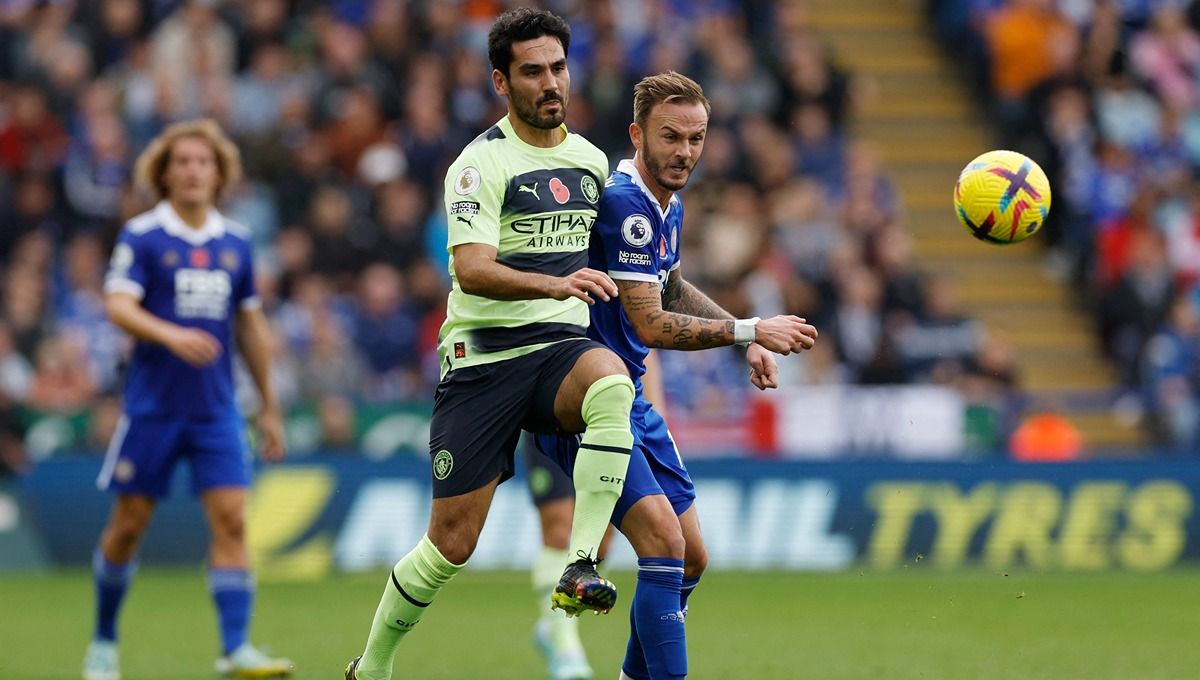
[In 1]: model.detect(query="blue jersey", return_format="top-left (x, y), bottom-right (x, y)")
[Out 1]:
top-left (587, 159), bottom-right (683, 382)
top-left (104, 201), bottom-right (258, 419)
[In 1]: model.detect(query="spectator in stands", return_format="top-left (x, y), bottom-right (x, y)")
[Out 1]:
top-left (1100, 227), bottom-right (1177, 387)
top-left (349, 262), bottom-right (421, 400)
top-left (1131, 4), bottom-right (1200, 111)
top-left (0, 85), bottom-right (68, 175)
top-left (25, 336), bottom-right (94, 414)
top-left (1144, 292), bottom-right (1200, 450)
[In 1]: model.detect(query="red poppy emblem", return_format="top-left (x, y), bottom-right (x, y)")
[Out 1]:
top-left (549, 177), bottom-right (570, 204)
top-left (189, 249), bottom-right (210, 268)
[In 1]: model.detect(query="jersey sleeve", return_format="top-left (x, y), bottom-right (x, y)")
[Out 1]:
top-left (103, 229), bottom-right (151, 300)
top-left (444, 148), bottom-right (503, 251)
top-left (595, 189), bottom-right (660, 283)
top-left (235, 241), bottom-right (261, 310)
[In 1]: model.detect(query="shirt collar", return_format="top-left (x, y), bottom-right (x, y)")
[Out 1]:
top-left (155, 200), bottom-right (225, 246)
top-left (617, 158), bottom-right (679, 220)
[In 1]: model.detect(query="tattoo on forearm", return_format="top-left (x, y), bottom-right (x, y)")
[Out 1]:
top-left (619, 279), bottom-right (736, 349)
top-left (663, 272), bottom-right (734, 320)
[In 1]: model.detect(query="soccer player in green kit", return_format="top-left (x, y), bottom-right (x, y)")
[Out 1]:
top-left (346, 9), bottom-right (635, 679)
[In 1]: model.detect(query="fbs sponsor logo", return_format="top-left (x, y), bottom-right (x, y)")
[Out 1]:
top-left (433, 450), bottom-right (454, 480)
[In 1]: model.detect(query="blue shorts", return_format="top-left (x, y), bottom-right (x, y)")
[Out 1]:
top-left (534, 398), bottom-right (695, 529)
top-left (96, 413), bottom-right (252, 499)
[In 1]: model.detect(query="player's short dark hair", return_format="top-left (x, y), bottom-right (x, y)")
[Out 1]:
top-left (633, 71), bottom-right (711, 129)
top-left (487, 7), bottom-right (571, 78)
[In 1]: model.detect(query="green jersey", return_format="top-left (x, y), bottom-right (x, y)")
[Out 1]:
top-left (439, 115), bottom-right (608, 375)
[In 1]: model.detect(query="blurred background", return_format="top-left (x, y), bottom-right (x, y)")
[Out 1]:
top-left (2, 0), bottom-right (1200, 637)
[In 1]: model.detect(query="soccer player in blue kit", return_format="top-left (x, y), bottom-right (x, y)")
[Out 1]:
top-left (536, 73), bottom-right (818, 680)
top-left (82, 120), bottom-right (293, 680)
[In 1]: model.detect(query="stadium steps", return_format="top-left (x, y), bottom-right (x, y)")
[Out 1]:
top-left (806, 0), bottom-right (1142, 451)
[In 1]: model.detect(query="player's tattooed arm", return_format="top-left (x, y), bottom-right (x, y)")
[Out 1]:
top-left (618, 279), bottom-right (735, 350)
top-left (661, 268), bottom-right (735, 321)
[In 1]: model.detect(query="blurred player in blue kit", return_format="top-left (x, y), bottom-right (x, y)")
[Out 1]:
top-left (83, 120), bottom-right (293, 680)
top-left (536, 72), bottom-right (818, 680)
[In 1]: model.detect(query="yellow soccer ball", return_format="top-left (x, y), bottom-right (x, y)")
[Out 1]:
top-left (953, 150), bottom-right (1052, 245)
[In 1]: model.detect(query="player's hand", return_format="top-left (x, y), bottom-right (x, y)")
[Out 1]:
top-left (746, 343), bottom-right (780, 390)
top-left (753, 315), bottom-right (818, 355)
top-left (256, 406), bottom-right (286, 462)
top-left (551, 268), bottom-right (618, 305)
top-left (166, 327), bottom-right (222, 367)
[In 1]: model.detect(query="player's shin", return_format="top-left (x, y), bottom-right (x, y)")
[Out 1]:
top-left (92, 548), bottom-right (138, 642)
top-left (680, 576), bottom-right (701, 617)
top-left (570, 374), bottom-right (635, 562)
top-left (208, 568), bottom-right (255, 655)
top-left (357, 535), bottom-right (465, 680)
top-left (631, 557), bottom-right (687, 679)
top-left (534, 546), bottom-right (583, 648)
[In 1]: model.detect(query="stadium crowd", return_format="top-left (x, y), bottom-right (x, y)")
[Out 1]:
top-left (928, 0), bottom-right (1200, 449)
top-left (0, 0), bottom-right (1009, 470)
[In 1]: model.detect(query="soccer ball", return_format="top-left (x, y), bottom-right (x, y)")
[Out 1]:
top-left (953, 150), bottom-right (1051, 245)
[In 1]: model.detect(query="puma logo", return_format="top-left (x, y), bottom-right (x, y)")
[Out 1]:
top-left (518, 182), bottom-right (540, 200)
top-left (456, 215), bottom-right (474, 227)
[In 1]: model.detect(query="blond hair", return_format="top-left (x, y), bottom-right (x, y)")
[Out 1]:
top-left (633, 71), bottom-right (711, 128)
top-left (133, 119), bottom-right (242, 201)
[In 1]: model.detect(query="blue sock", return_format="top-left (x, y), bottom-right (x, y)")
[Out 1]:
top-left (680, 575), bottom-right (701, 617)
top-left (623, 594), bottom-right (648, 680)
top-left (208, 568), bottom-right (255, 655)
top-left (93, 549), bottom-right (137, 642)
top-left (624, 557), bottom-right (686, 680)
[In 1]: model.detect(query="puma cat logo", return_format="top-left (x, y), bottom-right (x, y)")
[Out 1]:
top-left (518, 182), bottom-right (540, 200)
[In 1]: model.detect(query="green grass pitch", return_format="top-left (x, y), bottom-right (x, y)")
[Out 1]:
top-left (3, 568), bottom-right (1198, 679)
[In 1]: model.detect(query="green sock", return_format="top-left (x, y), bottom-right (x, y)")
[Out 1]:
top-left (358, 535), bottom-right (464, 680)
top-left (570, 374), bottom-right (634, 562)
top-left (534, 546), bottom-right (582, 652)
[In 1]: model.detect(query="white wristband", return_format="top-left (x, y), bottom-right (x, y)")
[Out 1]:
top-left (734, 317), bottom-right (759, 345)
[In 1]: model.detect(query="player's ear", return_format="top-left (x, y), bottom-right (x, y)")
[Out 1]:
top-left (629, 122), bottom-right (642, 152)
top-left (492, 69), bottom-right (508, 97)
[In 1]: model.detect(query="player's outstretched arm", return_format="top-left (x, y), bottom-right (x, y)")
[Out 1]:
top-left (453, 243), bottom-right (618, 305)
top-left (235, 305), bottom-right (285, 461)
top-left (105, 292), bottom-right (222, 367)
top-left (618, 270), bottom-right (817, 354)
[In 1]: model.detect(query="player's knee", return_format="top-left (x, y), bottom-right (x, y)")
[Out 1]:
top-left (581, 374), bottom-right (635, 428)
top-left (212, 512), bottom-right (246, 546)
top-left (428, 521), bottom-right (482, 565)
top-left (638, 523), bottom-right (685, 560)
top-left (109, 505), bottom-right (153, 545)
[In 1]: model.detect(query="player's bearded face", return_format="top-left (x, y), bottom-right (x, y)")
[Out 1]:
top-left (163, 136), bottom-right (221, 207)
top-left (640, 102), bottom-right (708, 192)
top-left (504, 38), bottom-right (570, 130)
